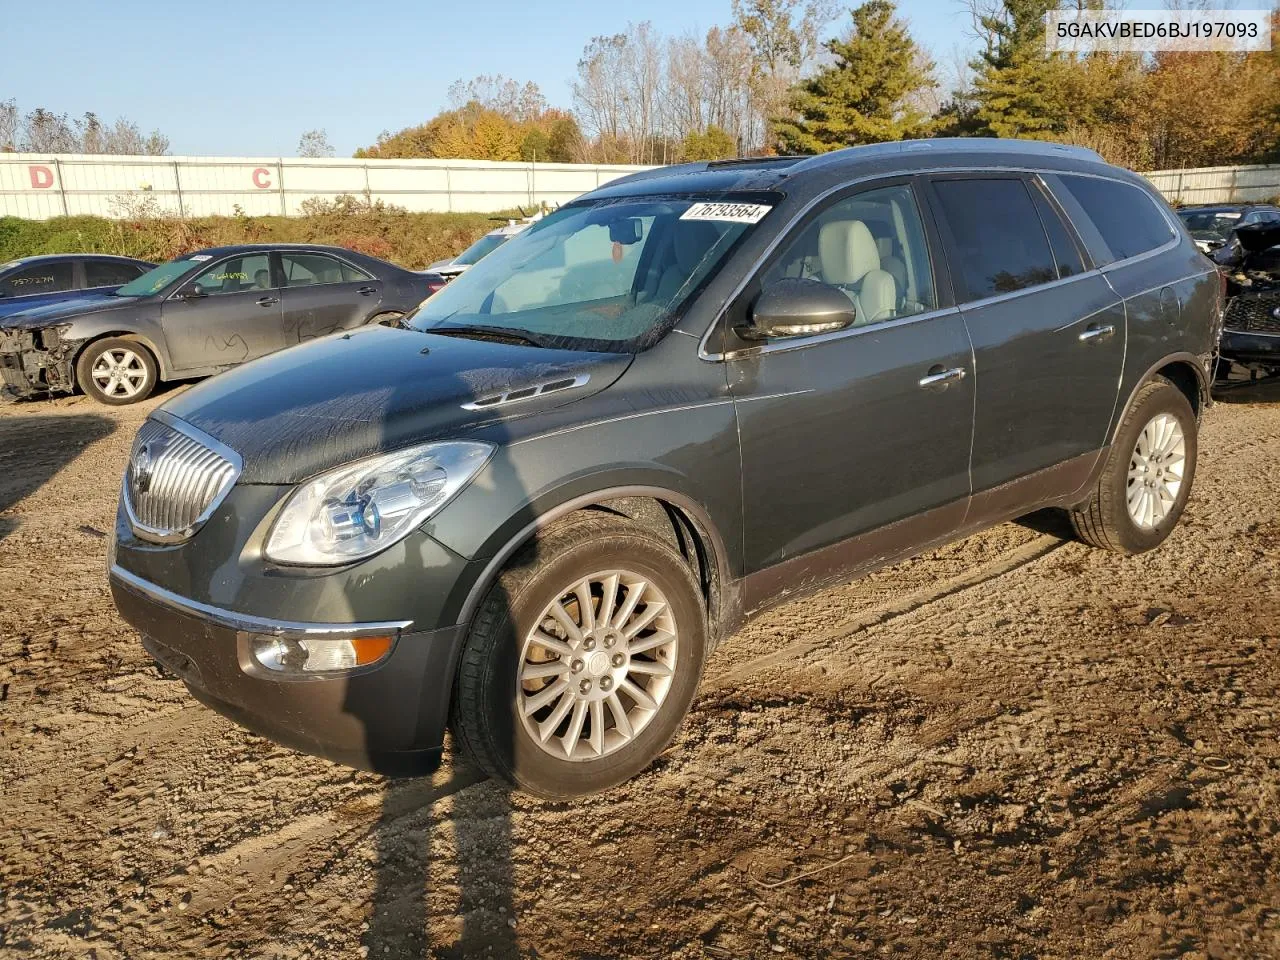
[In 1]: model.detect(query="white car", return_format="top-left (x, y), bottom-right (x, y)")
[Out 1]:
top-left (428, 215), bottom-right (541, 280)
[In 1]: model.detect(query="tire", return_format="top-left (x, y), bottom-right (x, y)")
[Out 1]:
top-left (369, 311), bottom-right (405, 328)
top-left (450, 513), bottom-right (707, 799)
top-left (1069, 376), bottom-right (1197, 554)
top-left (76, 337), bottom-right (158, 406)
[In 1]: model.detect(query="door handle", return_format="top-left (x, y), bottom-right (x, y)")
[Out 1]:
top-left (357, 286), bottom-right (377, 296)
top-left (1078, 323), bottom-right (1115, 343)
top-left (919, 365), bottom-right (966, 389)
top-left (256, 296), bottom-right (279, 306)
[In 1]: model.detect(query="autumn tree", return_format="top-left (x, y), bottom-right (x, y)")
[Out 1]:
top-left (775, 0), bottom-right (936, 152)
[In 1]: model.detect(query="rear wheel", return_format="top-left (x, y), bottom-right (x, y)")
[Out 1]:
top-left (1069, 377), bottom-right (1197, 554)
top-left (369, 311), bottom-right (405, 327)
top-left (450, 514), bottom-right (707, 799)
top-left (76, 338), bottom-right (157, 406)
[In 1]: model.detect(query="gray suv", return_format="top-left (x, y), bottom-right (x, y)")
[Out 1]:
top-left (108, 139), bottom-right (1220, 798)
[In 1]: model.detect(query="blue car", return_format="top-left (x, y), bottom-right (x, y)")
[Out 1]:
top-left (0, 254), bottom-right (154, 319)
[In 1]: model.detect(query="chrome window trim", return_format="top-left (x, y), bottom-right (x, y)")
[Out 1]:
top-left (110, 564), bottom-right (413, 637)
top-left (122, 411), bottom-right (244, 544)
top-left (697, 164), bottom-right (1188, 362)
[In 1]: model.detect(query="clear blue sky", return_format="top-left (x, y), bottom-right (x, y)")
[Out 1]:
top-left (0, 0), bottom-right (969, 157)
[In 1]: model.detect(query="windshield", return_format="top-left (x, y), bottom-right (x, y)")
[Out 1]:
top-left (409, 195), bottom-right (774, 350)
top-left (114, 256), bottom-right (205, 297)
top-left (453, 232), bottom-right (510, 266)
top-left (1178, 209), bottom-right (1242, 244)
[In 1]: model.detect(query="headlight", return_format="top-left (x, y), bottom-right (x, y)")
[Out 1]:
top-left (264, 441), bottom-right (493, 565)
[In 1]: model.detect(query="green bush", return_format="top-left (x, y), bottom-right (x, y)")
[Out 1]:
top-left (0, 202), bottom-right (522, 271)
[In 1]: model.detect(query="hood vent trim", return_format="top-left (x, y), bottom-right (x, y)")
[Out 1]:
top-left (461, 373), bottom-right (590, 411)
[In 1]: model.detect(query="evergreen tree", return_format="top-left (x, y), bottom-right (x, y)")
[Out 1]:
top-left (969, 0), bottom-right (1063, 139)
top-left (774, 0), bottom-right (935, 154)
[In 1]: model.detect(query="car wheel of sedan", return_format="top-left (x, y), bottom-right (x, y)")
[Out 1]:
top-left (1069, 376), bottom-right (1198, 554)
top-left (451, 513), bottom-right (707, 799)
top-left (76, 338), bottom-right (157, 406)
top-left (370, 311), bottom-right (405, 327)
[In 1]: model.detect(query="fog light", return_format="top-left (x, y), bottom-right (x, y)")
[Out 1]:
top-left (251, 635), bottom-right (393, 674)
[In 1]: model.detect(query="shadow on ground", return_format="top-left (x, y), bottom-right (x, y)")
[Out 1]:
top-left (0, 412), bottom-right (115, 541)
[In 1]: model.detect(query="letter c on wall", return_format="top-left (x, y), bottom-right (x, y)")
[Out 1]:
top-left (252, 167), bottom-right (272, 189)
top-left (29, 165), bottom-right (54, 188)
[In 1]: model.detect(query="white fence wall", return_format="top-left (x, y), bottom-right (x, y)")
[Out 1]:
top-left (1143, 164), bottom-right (1280, 205)
top-left (0, 154), bottom-right (654, 219)
top-left (1, 153), bottom-right (1276, 220)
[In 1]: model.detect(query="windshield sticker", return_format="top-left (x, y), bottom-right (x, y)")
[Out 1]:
top-left (189, 254), bottom-right (213, 262)
top-left (681, 202), bottom-right (772, 224)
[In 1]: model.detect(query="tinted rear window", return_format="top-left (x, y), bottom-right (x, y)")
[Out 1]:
top-left (932, 178), bottom-right (1058, 301)
top-left (1054, 175), bottom-right (1174, 263)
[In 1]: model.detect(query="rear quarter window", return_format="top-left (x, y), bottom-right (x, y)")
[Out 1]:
top-left (1050, 175), bottom-right (1175, 264)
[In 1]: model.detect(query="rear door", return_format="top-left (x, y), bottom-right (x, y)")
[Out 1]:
top-left (160, 252), bottom-right (285, 371)
top-left (279, 252), bottom-right (382, 343)
top-left (727, 179), bottom-right (976, 585)
top-left (925, 174), bottom-right (1125, 510)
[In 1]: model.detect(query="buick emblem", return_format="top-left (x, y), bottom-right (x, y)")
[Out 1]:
top-left (133, 443), bottom-right (155, 494)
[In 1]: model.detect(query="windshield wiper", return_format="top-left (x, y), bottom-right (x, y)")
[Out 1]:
top-left (425, 324), bottom-right (552, 348)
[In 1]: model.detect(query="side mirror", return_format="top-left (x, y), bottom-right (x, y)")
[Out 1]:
top-left (182, 283), bottom-right (208, 299)
top-left (737, 277), bottom-right (856, 341)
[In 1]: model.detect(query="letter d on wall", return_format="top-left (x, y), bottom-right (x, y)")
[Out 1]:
top-left (29, 165), bottom-right (54, 188)
top-left (252, 167), bottom-right (272, 189)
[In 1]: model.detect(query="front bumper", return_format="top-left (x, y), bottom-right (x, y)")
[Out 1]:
top-left (110, 564), bottom-right (466, 774)
top-left (0, 327), bottom-right (76, 398)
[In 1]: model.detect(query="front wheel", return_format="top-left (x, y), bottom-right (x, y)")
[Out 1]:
top-left (450, 514), bottom-right (707, 799)
top-left (1069, 376), bottom-right (1198, 554)
top-left (76, 338), bottom-right (157, 406)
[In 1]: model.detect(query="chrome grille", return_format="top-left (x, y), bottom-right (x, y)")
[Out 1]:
top-left (123, 415), bottom-right (241, 543)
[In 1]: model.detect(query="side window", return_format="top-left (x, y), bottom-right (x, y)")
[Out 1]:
top-left (85, 260), bottom-right (146, 288)
top-left (282, 253), bottom-right (357, 287)
top-left (1029, 181), bottom-right (1085, 277)
top-left (0, 261), bottom-right (74, 297)
top-left (761, 183), bottom-right (935, 326)
top-left (931, 178), bottom-right (1057, 300)
top-left (340, 260), bottom-right (372, 282)
top-left (1052, 175), bottom-right (1175, 263)
top-left (191, 254), bottom-right (272, 295)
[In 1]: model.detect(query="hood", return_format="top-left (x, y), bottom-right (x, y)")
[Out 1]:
top-left (0, 293), bottom-right (143, 330)
top-left (161, 324), bottom-right (633, 484)
top-left (1235, 222), bottom-right (1280, 257)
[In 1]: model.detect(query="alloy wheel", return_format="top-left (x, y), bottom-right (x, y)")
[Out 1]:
top-left (1127, 412), bottom-right (1186, 529)
top-left (517, 569), bottom-right (679, 762)
top-left (91, 348), bottom-right (149, 399)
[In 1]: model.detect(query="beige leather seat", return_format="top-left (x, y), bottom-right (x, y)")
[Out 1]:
top-left (817, 220), bottom-right (896, 325)
top-left (875, 237), bottom-right (908, 300)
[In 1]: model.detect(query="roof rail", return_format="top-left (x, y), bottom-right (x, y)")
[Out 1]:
top-left (790, 137), bottom-right (1105, 173)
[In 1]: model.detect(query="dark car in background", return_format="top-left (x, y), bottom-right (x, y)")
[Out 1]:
top-left (0, 244), bottom-right (436, 405)
top-left (1177, 203), bottom-right (1280, 255)
top-left (1210, 219), bottom-right (1280, 382)
top-left (0, 254), bottom-right (154, 319)
top-left (108, 139), bottom-right (1218, 799)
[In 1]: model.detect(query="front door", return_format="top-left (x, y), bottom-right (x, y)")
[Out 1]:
top-left (279, 251), bottom-right (383, 343)
top-left (726, 181), bottom-right (975, 597)
top-left (161, 252), bottom-right (285, 371)
top-left (925, 175), bottom-right (1126, 505)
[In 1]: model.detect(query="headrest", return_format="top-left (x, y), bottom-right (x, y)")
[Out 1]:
top-left (673, 221), bottom-right (722, 271)
top-left (818, 220), bottom-right (880, 285)
top-left (876, 237), bottom-right (893, 259)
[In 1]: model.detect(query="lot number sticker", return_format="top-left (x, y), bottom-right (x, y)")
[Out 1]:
top-left (681, 202), bottom-right (772, 224)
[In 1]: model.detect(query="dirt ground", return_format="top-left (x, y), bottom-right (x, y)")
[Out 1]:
top-left (1, 381), bottom-right (1278, 960)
